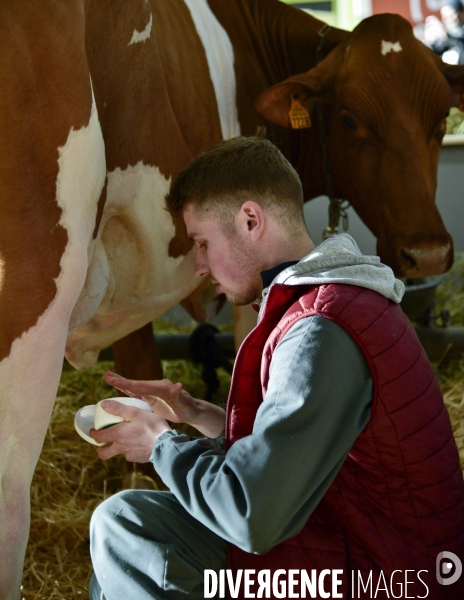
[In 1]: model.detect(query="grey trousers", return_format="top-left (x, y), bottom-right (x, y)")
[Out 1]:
top-left (89, 490), bottom-right (227, 600)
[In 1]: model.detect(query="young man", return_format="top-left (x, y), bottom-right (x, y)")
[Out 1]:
top-left (89, 136), bottom-right (464, 599)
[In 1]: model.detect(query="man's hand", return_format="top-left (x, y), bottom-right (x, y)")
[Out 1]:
top-left (90, 400), bottom-right (171, 462)
top-left (104, 371), bottom-right (225, 439)
top-left (105, 371), bottom-right (200, 424)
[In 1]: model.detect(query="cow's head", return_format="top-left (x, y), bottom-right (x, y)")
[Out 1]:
top-left (255, 14), bottom-right (464, 278)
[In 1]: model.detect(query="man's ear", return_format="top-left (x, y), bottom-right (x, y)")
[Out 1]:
top-left (239, 201), bottom-right (265, 241)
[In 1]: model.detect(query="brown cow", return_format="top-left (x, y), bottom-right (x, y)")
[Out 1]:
top-left (111, 7), bottom-right (464, 378)
top-left (254, 12), bottom-right (464, 277)
top-left (1, 1), bottom-right (464, 597)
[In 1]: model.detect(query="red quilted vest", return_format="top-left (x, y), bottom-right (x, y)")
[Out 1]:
top-left (225, 283), bottom-right (464, 599)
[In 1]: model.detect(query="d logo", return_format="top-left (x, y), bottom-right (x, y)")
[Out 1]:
top-left (436, 551), bottom-right (463, 585)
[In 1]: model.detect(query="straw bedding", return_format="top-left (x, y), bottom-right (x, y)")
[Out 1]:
top-left (22, 265), bottom-right (464, 598)
top-left (21, 326), bottom-right (231, 600)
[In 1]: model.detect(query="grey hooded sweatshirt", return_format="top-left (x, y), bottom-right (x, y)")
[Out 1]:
top-left (151, 234), bottom-right (405, 554)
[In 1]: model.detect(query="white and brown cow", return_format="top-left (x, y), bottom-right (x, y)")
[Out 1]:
top-left (2, 1), bottom-right (464, 597)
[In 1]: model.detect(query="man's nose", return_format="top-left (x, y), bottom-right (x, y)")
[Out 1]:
top-left (195, 255), bottom-right (210, 278)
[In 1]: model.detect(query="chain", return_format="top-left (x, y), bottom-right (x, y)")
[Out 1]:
top-left (316, 23), bottom-right (331, 62)
top-left (315, 25), bottom-right (351, 240)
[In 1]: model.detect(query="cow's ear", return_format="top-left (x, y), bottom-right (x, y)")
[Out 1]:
top-left (254, 75), bottom-right (325, 128)
top-left (443, 64), bottom-right (464, 108)
top-left (432, 54), bottom-right (464, 108)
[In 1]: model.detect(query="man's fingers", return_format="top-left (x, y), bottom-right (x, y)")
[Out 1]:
top-left (100, 399), bottom-right (122, 412)
top-left (104, 371), bottom-right (155, 394)
top-left (124, 390), bottom-right (143, 399)
top-left (90, 426), bottom-right (115, 447)
top-left (97, 441), bottom-right (118, 460)
top-left (167, 382), bottom-right (183, 404)
top-left (91, 421), bottom-right (132, 455)
top-left (93, 412), bottom-right (171, 462)
top-left (104, 371), bottom-right (174, 397)
top-left (99, 400), bottom-right (143, 423)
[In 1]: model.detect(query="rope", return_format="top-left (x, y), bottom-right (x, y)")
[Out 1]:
top-left (315, 25), bottom-right (351, 239)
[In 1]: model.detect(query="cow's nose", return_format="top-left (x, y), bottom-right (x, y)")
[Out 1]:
top-left (400, 243), bottom-right (452, 277)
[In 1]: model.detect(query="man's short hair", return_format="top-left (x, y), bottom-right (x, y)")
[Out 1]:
top-left (165, 135), bottom-right (306, 235)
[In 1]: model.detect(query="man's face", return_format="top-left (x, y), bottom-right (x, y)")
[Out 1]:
top-left (183, 203), bottom-right (262, 306)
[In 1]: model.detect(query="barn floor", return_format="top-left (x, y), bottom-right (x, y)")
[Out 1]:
top-left (22, 260), bottom-right (464, 599)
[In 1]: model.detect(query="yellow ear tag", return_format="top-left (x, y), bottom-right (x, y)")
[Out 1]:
top-left (288, 94), bottom-right (311, 129)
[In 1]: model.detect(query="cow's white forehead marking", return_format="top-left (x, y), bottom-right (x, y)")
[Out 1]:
top-left (128, 11), bottom-right (153, 46)
top-left (183, 0), bottom-right (241, 139)
top-left (381, 40), bottom-right (402, 56)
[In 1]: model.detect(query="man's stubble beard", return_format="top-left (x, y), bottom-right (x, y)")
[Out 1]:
top-left (222, 236), bottom-right (261, 307)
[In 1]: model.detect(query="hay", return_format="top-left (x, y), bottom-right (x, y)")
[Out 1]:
top-left (446, 106), bottom-right (464, 134)
top-left (22, 318), bottom-right (231, 599)
top-left (434, 252), bottom-right (464, 327)
top-left (415, 254), bottom-right (464, 470)
top-left (21, 361), bottom-right (127, 600)
top-left (437, 360), bottom-right (464, 471)
top-left (22, 304), bottom-right (464, 598)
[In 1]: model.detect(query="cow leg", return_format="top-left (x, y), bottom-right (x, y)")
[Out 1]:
top-left (111, 322), bottom-right (163, 381)
top-left (0, 4), bottom-right (107, 591)
top-left (0, 354), bottom-right (65, 599)
top-left (111, 324), bottom-right (165, 488)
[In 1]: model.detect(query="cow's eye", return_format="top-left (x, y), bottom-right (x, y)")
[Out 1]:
top-left (341, 113), bottom-right (357, 129)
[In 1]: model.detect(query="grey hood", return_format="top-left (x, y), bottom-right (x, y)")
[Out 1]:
top-left (260, 234), bottom-right (404, 317)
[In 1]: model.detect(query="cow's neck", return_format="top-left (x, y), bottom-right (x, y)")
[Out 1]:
top-left (210, 0), bottom-right (346, 99)
top-left (251, 0), bottom-right (346, 81)
top-left (208, 0), bottom-right (348, 200)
